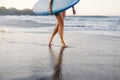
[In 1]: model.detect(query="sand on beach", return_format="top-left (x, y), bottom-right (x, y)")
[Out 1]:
top-left (0, 17), bottom-right (120, 80)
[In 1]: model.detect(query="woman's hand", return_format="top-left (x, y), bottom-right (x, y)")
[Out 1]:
top-left (48, 0), bottom-right (53, 15)
top-left (48, 6), bottom-right (52, 15)
top-left (72, 6), bottom-right (76, 15)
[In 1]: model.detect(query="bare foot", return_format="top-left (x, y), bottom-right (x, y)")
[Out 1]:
top-left (48, 43), bottom-right (53, 46)
top-left (62, 45), bottom-right (68, 48)
top-left (61, 41), bottom-right (67, 48)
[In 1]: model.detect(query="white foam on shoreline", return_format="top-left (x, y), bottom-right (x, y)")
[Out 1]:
top-left (74, 30), bottom-right (120, 37)
top-left (0, 15), bottom-right (120, 37)
top-left (0, 28), bottom-right (13, 33)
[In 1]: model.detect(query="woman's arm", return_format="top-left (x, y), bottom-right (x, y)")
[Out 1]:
top-left (48, 0), bottom-right (53, 15)
top-left (72, 6), bottom-right (76, 15)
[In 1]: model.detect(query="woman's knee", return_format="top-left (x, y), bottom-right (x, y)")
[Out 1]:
top-left (55, 14), bottom-right (64, 27)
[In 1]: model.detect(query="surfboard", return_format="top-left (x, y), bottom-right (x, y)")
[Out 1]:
top-left (33, 0), bottom-right (80, 15)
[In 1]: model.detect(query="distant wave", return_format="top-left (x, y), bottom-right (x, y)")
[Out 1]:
top-left (1, 15), bottom-right (120, 32)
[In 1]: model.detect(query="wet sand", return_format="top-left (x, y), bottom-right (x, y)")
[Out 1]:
top-left (0, 32), bottom-right (120, 80)
top-left (0, 18), bottom-right (120, 80)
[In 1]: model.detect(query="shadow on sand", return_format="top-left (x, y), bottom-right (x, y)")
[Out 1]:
top-left (36, 46), bottom-right (66, 80)
top-left (49, 46), bottom-right (66, 80)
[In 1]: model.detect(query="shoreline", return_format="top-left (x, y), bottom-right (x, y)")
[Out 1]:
top-left (0, 16), bottom-right (120, 80)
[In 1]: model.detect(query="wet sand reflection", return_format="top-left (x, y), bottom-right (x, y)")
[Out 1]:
top-left (49, 46), bottom-right (66, 80)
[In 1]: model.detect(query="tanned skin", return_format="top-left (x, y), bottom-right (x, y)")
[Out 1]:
top-left (48, 0), bottom-right (76, 47)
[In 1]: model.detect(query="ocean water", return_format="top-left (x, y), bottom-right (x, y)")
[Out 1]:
top-left (0, 15), bottom-right (120, 36)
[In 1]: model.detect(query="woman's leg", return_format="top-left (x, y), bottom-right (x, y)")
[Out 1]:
top-left (48, 23), bottom-right (59, 46)
top-left (61, 11), bottom-right (66, 19)
top-left (48, 11), bottom-right (67, 47)
top-left (55, 13), bottom-right (66, 47)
